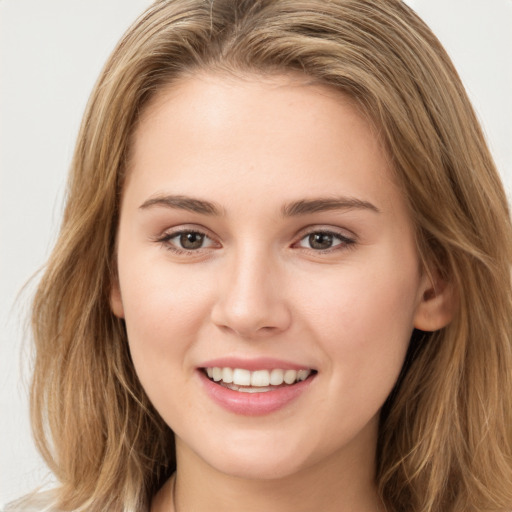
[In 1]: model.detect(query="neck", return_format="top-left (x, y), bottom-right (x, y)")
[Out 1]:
top-left (153, 423), bottom-right (383, 512)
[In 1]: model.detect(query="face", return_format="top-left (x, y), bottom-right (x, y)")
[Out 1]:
top-left (111, 72), bottom-right (439, 481)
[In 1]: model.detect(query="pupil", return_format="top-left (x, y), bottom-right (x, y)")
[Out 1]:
top-left (180, 232), bottom-right (204, 249)
top-left (309, 233), bottom-right (333, 250)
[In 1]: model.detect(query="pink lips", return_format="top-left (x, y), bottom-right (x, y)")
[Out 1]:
top-left (198, 357), bottom-right (316, 416)
top-left (200, 357), bottom-right (311, 371)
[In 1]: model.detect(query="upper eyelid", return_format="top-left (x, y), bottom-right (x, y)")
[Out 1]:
top-left (155, 229), bottom-right (219, 254)
top-left (295, 225), bottom-right (357, 241)
top-left (294, 232), bottom-right (355, 249)
top-left (156, 224), bottom-right (215, 239)
top-left (151, 227), bottom-right (218, 252)
top-left (160, 230), bottom-right (216, 245)
top-left (152, 224), bottom-right (357, 245)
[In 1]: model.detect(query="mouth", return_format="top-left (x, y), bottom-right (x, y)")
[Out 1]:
top-left (203, 367), bottom-right (317, 393)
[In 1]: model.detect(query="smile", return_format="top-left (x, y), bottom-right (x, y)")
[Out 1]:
top-left (199, 359), bottom-right (317, 415)
top-left (205, 367), bottom-right (314, 392)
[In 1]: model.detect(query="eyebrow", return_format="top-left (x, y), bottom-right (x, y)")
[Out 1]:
top-left (139, 195), bottom-right (223, 215)
top-left (281, 197), bottom-right (380, 216)
top-left (139, 194), bottom-right (379, 217)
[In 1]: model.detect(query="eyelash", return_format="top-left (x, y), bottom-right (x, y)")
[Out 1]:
top-left (154, 228), bottom-right (356, 255)
top-left (294, 230), bottom-right (356, 253)
top-left (155, 229), bottom-right (216, 255)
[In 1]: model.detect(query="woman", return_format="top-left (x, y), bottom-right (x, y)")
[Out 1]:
top-left (10, 0), bottom-right (512, 511)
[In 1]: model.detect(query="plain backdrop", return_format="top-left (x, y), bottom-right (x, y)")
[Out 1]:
top-left (1, 0), bottom-right (511, 507)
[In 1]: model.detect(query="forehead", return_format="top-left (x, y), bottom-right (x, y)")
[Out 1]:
top-left (125, 71), bottom-right (403, 216)
top-left (132, 70), bottom-right (383, 164)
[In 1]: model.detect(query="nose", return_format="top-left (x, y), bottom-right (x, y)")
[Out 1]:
top-left (210, 248), bottom-right (292, 338)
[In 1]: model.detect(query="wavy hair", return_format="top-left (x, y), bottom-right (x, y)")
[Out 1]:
top-left (17, 0), bottom-right (512, 510)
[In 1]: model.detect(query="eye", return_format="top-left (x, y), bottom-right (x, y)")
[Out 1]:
top-left (296, 230), bottom-right (355, 251)
top-left (157, 229), bottom-right (218, 252)
top-left (175, 231), bottom-right (207, 250)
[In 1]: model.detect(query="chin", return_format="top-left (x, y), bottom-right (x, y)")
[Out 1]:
top-left (207, 451), bottom-right (311, 481)
top-left (177, 427), bottom-right (318, 481)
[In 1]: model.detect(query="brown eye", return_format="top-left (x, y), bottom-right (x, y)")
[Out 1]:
top-left (308, 233), bottom-right (334, 250)
top-left (296, 230), bottom-right (355, 252)
top-left (179, 232), bottom-right (205, 250)
top-left (158, 229), bottom-right (217, 252)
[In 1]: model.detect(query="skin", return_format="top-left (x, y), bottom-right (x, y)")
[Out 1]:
top-left (111, 72), bottom-right (453, 512)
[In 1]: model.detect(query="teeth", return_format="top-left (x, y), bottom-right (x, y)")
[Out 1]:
top-left (205, 367), bottom-right (312, 388)
top-left (284, 369), bottom-right (297, 384)
top-left (251, 370), bottom-right (270, 387)
top-left (233, 368), bottom-right (251, 386)
top-left (222, 367), bottom-right (233, 383)
top-left (270, 369), bottom-right (284, 385)
top-left (224, 383), bottom-right (274, 393)
top-left (297, 369), bottom-right (310, 381)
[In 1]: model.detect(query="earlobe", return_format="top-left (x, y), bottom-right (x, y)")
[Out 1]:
top-left (413, 271), bottom-right (457, 332)
top-left (110, 280), bottom-right (125, 319)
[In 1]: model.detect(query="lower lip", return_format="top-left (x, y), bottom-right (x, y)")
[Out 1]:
top-left (198, 370), bottom-right (315, 416)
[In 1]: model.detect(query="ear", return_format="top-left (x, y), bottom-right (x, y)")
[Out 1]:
top-left (413, 270), bottom-right (456, 332)
top-left (110, 278), bottom-right (125, 319)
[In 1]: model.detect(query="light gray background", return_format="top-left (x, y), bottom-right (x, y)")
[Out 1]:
top-left (1, 0), bottom-right (511, 506)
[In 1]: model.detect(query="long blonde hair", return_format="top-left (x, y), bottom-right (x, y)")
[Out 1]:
top-left (23, 0), bottom-right (512, 510)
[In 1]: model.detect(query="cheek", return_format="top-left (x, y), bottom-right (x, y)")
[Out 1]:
top-left (117, 256), bottom-right (215, 364)
top-left (117, 262), bottom-right (215, 420)
top-left (298, 259), bottom-right (420, 381)
top-left (304, 262), bottom-right (418, 330)
top-left (304, 268), bottom-right (419, 433)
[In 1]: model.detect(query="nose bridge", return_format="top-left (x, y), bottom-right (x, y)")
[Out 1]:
top-left (211, 241), bottom-right (290, 337)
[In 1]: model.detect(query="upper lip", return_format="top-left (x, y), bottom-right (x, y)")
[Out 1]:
top-left (199, 357), bottom-right (316, 371)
